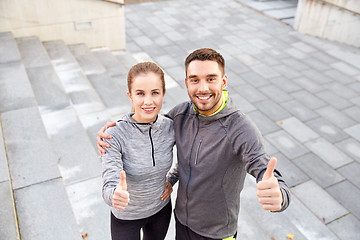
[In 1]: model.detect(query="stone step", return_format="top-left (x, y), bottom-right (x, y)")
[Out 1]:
top-left (0, 32), bottom-right (21, 64)
top-left (0, 61), bottom-right (37, 113)
top-left (43, 40), bottom-right (106, 116)
top-left (1, 106), bottom-right (82, 239)
top-left (0, 122), bottom-right (19, 240)
top-left (16, 36), bottom-right (71, 113)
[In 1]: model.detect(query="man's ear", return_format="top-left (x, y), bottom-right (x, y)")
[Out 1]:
top-left (184, 78), bottom-right (188, 88)
top-left (222, 74), bottom-right (228, 89)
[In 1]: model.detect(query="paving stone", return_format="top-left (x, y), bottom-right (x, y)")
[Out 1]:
top-left (15, 179), bottom-right (82, 240)
top-left (281, 58), bottom-right (309, 71)
top-left (26, 65), bottom-right (70, 113)
top-left (302, 69), bottom-right (333, 84)
top-left (269, 76), bottom-right (302, 93)
top-left (281, 100), bottom-right (319, 121)
top-left (41, 108), bottom-right (101, 185)
top-left (327, 181), bottom-right (360, 220)
top-left (324, 69), bottom-right (356, 85)
top-left (344, 124), bottom-right (360, 142)
top-left (263, 139), bottom-right (278, 155)
top-left (331, 62), bottom-right (360, 76)
top-left (302, 57), bottom-right (330, 71)
top-left (335, 138), bottom-right (360, 163)
top-left (316, 106), bottom-right (356, 129)
top-left (259, 84), bottom-right (292, 103)
top-left (0, 62), bottom-right (37, 112)
top-left (305, 138), bottom-right (353, 169)
top-left (294, 153), bottom-right (344, 188)
top-left (233, 84), bottom-right (267, 103)
top-left (277, 117), bottom-right (319, 143)
top-left (0, 181), bottom-right (18, 240)
top-left (0, 125), bottom-right (9, 183)
top-left (229, 91), bottom-right (256, 114)
top-left (284, 48), bottom-right (307, 59)
top-left (226, 58), bottom-right (249, 74)
top-left (324, 82), bottom-right (359, 99)
top-left (253, 52), bottom-right (281, 66)
top-left (281, 193), bottom-right (339, 240)
top-left (248, 111), bottom-right (280, 135)
top-left (66, 176), bottom-right (110, 240)
top-left (343, 106), bottom-right (360, 123)
top-left (273, 153), bottom-right (309, 187)
top-left (306, 117), bottom-right (349, 143)
top-left (234, 53), bottom-right (260, 66)
top-left (0, 32), bottom-right (21, 63)
top-left (250, 64), bottom-right (280, 79)
top-left (239, 71), bottom-right (268, 88)
top-left (312, 52), bottom-right (337, 64)
top-left (291, 180), bottom-right (348, 224)
top-left (273, 64), bottom-right (302, 79)
top-left (1, 107), bottom-right (61, 189)
top-left (328, 214), bottom-right (360, 240)
top-left (293, 77), bottom-right (324, 93)
top-left (291, 90), bottom-right (326, 110)
top-left (265, 130), bottom-right (309, 159)
top-left (316, 90), bottom-right (353, 110)
top-left (153, 55), bottom-right (179, 68)
top-left (255, 100), bottom-right (291, 121)
top-left (337, 162), bottom-right (360, 187)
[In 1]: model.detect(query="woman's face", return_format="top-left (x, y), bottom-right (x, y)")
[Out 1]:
top-left (127, 72), bottom-right (164, 123)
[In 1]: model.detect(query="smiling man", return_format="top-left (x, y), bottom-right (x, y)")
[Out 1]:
top-left (97, 48), bottom-right (290, 240)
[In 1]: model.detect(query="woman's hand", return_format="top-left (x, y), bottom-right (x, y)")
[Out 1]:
top-left (161, 180), bottom-right (173, 201)
top-left (112, 171), bottom-right (130, 210)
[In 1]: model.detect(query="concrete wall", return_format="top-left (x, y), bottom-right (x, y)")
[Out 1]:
top-left (0, 0), bottom-right (125, 50)
top-left (294, 0), bottom-right (360, 48)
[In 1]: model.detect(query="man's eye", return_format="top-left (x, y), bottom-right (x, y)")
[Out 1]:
top-left (208, 78), bottom-right (216, 81)
top-left (191, 79), bottom-right (198, 83)
top-left (152, 92), bottom-right (159, 95)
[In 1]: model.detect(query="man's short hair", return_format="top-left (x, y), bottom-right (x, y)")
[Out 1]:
top-left (185, 48), bottom-right (225, 75)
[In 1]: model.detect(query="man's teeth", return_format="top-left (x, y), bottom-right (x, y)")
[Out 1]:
top-left (198, 96), bottom-right (210, 100)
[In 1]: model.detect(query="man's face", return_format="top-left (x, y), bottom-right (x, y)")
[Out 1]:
top-left (185, 60), bottom-right (227, 116)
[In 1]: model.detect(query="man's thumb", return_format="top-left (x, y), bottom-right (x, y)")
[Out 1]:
top-left (119, 170), bottom-right (127, 191)
top-left (262, 157), bottom-right (277, 181)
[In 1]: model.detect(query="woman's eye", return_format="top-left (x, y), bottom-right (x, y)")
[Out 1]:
top-left (153, 92), bottom-right (160, 95)
top-left (137, 92), bottom-right (144, 96)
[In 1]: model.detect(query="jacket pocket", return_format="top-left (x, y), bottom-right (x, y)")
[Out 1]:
top-left (194, 139), bottom-right (202, 165)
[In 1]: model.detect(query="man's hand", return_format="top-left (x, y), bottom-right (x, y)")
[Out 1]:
top-left (97, 121), bottom-right (116, 155)
top-left (161, 180), bottom-right (173, 201)
top-left (112, 170), bottom-right (130, 210)
top-left (256, 157), bottom-right (283, 211)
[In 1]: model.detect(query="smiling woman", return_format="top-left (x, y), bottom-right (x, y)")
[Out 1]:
top-left (101, 62), bottom-right (175, 240)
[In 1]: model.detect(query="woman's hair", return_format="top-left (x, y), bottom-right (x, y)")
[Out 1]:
top-left (185, 48), bottom-right (225, 75)
top-left (127, 62), bottom-right (165, 94)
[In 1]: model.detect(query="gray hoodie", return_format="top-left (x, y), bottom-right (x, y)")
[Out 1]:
top-left (102, 113), bottom-right (175, 220)
top-left (166, 97), bottom-right (290, 239)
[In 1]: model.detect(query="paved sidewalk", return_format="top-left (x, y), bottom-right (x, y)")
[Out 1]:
top-left (122, 0), bottom-right (360, 239)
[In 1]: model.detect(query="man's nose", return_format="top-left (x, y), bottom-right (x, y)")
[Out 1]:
top-left (199, 80), bottom-right (209, 92)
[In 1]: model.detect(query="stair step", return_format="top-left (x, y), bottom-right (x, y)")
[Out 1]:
top-left (41, 108), bottom-right (102, 186)
top-left (1, 107), bottom-right (61, 189)
top-left (0, 61), bottom-right (37, 112)
top-left (16, 36), bottom-right (52, 68)
top-left (0, 32), bottom-right (21, 64)
top-left (91, 48), bottom-right (127, 77)
top-left (68, 44), bottom-right (107, 75)
top-left (43, 40), bottom-right (105, 115)
top-left (16, 36), bottom-right (71, 113)
top-left (0, 124), bottom-right (19, 240)
top-left (14, 178), bottom-right (82, 240)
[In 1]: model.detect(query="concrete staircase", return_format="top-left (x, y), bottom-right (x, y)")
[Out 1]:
top-left (0, 32), bottom-right (185, 240)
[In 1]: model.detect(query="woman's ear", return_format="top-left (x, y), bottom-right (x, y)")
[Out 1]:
top-left (127, 92), bottom-right (132, 102)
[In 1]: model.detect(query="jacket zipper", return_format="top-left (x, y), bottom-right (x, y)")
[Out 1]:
top-left (194, 139), bottom-right (202, 165)
top-left (185, 115), bottom-right (200, 225)
top-left (149, 126), bottom-right (155, 166)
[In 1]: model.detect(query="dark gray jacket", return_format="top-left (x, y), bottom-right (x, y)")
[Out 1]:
top-left (166, 98), bottom-right (290, 239)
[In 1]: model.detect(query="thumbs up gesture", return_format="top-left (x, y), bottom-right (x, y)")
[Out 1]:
top-left (112, 170), bottom-right (130, 210)
top-left (256, 157), bottom-right (283, 211)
